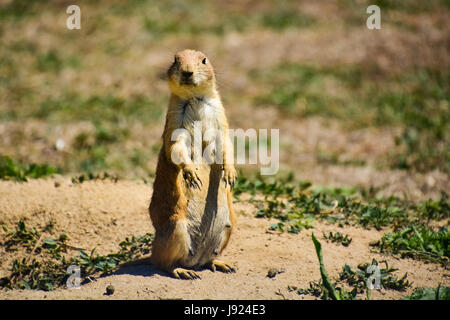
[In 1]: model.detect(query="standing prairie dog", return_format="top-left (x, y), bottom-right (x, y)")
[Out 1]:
top-left (149, 49), bottom-right (237, 280)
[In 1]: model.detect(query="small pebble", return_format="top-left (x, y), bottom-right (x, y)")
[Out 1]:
top-left (105, 284), bottom-right (115, 296)
top-left (267, 268), bottom-right (286, 278)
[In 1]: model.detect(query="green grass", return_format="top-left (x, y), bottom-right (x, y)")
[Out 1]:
top-left (323, 231), bottom-right (352, 247)
top-left (303, 234), bottom-right (411, 300)
top-left (35, 50), bottom-right (81, 73)
top-left (1, 0), bottom-right (447, 177)
top-left (32, 93), bottom-right (164, 124)
top-left (0, 0), bottom-right (51, 20)
top-left (250, 64), bottom-right (362, 115)
top-left (373, 0), bottom-right (447, 12)
top-left (251, 63), bottom-right (450, 172)
top-left (374, 226), bottom-right (449, 265)
top-left (234, 175), bottom-right (449, 232)
top-left (234, 174), bottom-right (450, 268)
top-left (339, 0), bottom-right (450, 26)
top-left (67, 123), bottom-right (131, 173)
top-left (0, 220), bottom-right (154, 291)
top-left (2, 221), bottom-right (40, 251)
top-left (0, 90), bottom-right (165, 125)
top-left (418, 195), bottom-right (450, 222)
top-left (339, 260), bottom-right (411, 293)
top-left (142, 0), bottom-right (316, 36)
top-left (403, 285), bottom-right (450, 300)
top-left (260, 8), bottom-right (316, 30)
top-left (0, 156), bottom-right (59, 182)
top-left (311, 233), bottom-right (350, 300)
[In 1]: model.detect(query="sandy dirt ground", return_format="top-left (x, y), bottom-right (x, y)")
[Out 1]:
top-left (0, 178), bottom-right (448, 300)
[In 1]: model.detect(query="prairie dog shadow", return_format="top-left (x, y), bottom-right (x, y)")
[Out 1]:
top-left (113, 257), bottom-right (166, 277)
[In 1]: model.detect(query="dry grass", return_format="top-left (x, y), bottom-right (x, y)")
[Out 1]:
top-left (1, 1), bottom-right (448, 187)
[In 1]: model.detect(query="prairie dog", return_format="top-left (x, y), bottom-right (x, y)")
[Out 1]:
top-left (149, 49), bottom-right (237, 280)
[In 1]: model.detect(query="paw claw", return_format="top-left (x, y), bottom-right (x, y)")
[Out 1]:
top-left (172, 268), bottom-right (201, 280)
top-left (182, 165), bottom-right (202, 189)
top-left (210, 260), bottom-right (236, 274)
top-left (222, 165), bottom-right (236, 189)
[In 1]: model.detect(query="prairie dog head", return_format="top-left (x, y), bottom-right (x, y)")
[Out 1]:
top-left (167, 49), bottom-right (216, 99)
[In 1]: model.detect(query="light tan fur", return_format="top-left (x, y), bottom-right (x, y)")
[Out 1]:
top-left (149, 49), bottom-right (237, 280)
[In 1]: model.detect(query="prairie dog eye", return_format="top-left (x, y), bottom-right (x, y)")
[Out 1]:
top-left (202, 58), bottom-right (207, 65)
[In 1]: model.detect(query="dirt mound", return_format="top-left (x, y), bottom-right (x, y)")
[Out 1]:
top-left (0, 179), bottom-right (448, 299)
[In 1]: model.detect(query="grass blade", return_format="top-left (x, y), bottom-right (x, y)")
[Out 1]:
top-left (311, 232), bottom-right (339, 300)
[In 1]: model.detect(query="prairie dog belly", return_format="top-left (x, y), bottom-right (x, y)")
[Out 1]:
top-left (177, 97), bottom-right (230, 267)
top-left (181, 163), bottom-right (231, 267)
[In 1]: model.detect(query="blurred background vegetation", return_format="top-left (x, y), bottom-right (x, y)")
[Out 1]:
top-left (0, 0), bottom-right (448, 196)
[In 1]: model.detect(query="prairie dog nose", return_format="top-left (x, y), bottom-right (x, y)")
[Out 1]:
top-left (182, 71), bottom-right (193, 78)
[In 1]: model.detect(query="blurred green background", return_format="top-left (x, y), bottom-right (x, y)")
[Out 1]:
top-left (0, 0), bottom-right (448, 195)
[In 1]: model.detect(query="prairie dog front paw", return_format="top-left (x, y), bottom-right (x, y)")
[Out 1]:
top-left (182, 164), bottom-right (202, 189)
top-left (222, 164), bottom-right (236, 189)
